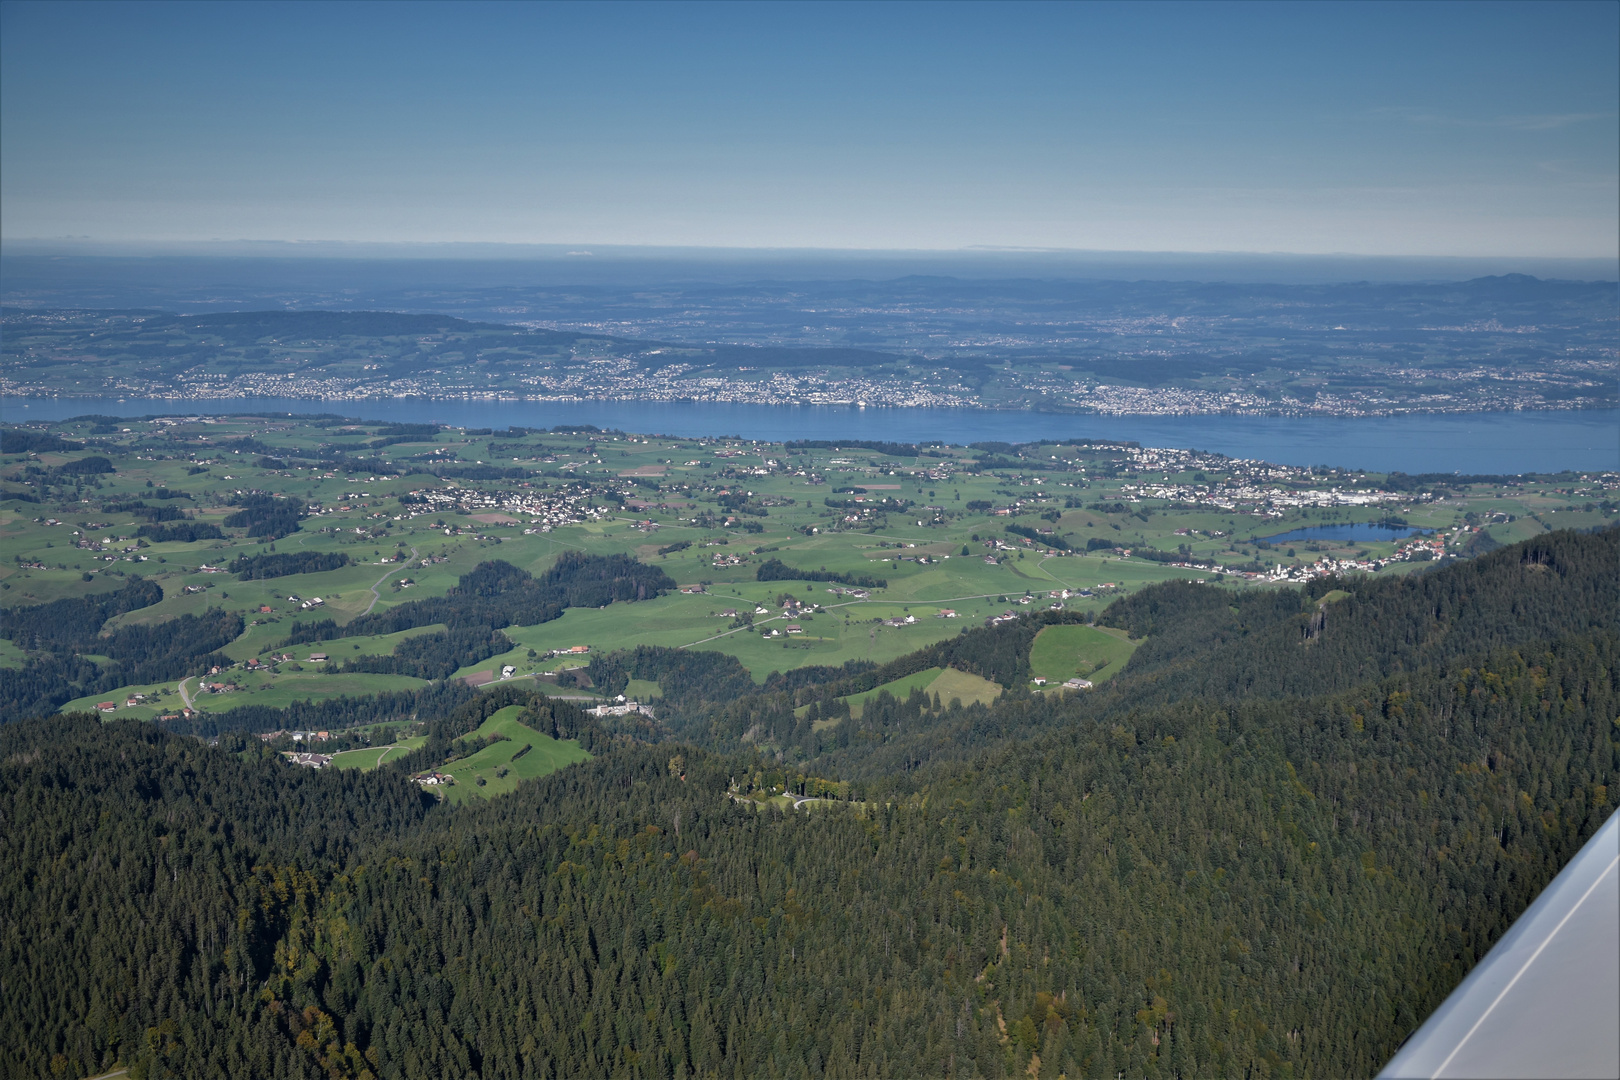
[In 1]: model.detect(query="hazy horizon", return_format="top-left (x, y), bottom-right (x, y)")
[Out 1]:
top-left (4, 243), bottom-right (1616, 289)
top-left (4, 1), bottom-right (1616, 259)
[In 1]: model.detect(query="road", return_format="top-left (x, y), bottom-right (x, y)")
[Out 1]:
top-left (331, 743), bottom-right (410, 767)
top-left (177, 676), bottom-right (194, 710)
top-left (361, 547), bottom-right (419, 616)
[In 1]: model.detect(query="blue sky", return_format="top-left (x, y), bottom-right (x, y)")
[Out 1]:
top-left (2, 0), bottom-right (1615, 256)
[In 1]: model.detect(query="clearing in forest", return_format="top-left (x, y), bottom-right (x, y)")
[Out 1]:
top-left (829, 665), bottom-right (1004, 721)
top-left (920, 667), bottom-right (1003, 709)
top-left (328, 737), bottom-right (426, 770)
top-left (1029, 624), bottom-right (1138, 686)
top-left (439, 705), bottom-right (592, 802)
top-left (840, 667), bottom-right (943, 720)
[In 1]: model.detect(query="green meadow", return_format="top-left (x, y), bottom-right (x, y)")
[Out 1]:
top-left (328, 736), bottom-right (427, 770)
top-left (842, 667), bottom-right (943, 720)
top-left (823, 664), bottom-right (1004, 722)
top-left (1028, 624), bottom-right (1139, 686)
top-left (439, 705), bottom-right (592, 802)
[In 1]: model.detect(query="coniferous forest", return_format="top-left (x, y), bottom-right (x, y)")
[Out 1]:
top-left (2, 528), bottom-right (1615, 1079)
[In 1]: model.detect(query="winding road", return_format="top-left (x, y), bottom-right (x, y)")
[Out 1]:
top-left (360, 547), bottom-right (420, 616)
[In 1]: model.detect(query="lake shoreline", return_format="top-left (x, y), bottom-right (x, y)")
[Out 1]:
top-left (2, 395), bottom-right (1615, 475)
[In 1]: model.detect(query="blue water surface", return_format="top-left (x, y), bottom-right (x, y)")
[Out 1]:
top-left (2, 397), bottom-right (1615, 476)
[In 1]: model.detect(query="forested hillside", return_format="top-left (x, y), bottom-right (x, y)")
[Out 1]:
top-left (590, 529), bottom-right (1619, 779)
top-left (1095, 527), bottom-right (1619, 707)
top-left (2, 528), bottom-right (1615, 1079)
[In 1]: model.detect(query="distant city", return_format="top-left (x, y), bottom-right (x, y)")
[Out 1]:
top-left (4, 267), bottom-right (1614, 416)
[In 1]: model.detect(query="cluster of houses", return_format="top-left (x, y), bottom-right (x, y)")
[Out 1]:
top-left (1251, 531), bottom-right (1452, 583)
top-left (587, 697), bottom-right (655, 719)
top-left (281, 751), bottom-right (333, 769)
top-left (415, 772), bottom-right (455, 787)
top-left (1030, 677), bottom-right (1095, 691)
top-left (1048, 587), bottom-right (1099, 600)
top-left (257, 730), bottom-right (332, 743)
top-left (396, 482), bottom-right (611, 530)
top-left (825, 586), bottom-right (872, 600)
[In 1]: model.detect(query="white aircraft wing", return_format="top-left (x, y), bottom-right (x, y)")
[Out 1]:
top-left (1380, 809), bottom-right (1619, 1080)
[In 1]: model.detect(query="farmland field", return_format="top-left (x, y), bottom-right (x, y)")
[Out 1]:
top-left (3, 410), bottom-right (1603, 762)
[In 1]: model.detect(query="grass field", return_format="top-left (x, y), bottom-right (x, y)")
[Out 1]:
top-left (842, 667), bottom-right (942, 720)
top-left (439, 705), bottom-right (591, 802)
top-left (58, 680), bottom-right (187, 721)
top-left (259, 623), bottom-right (448, 662)
top-left (824, 664), bottom-right (1004, 722)
top-left (58, 668), bottom-right (430, 720)
top-left (207, 671), bottom-right (430, 711)
top-left (0, 638), bottom-right (30, 669)
top-left (328, 737), bottom-right (427, 770)
top-left (920, 667), bottom-right (1003, 708)
top-left (1029, 624), bottom-right (1138, 686)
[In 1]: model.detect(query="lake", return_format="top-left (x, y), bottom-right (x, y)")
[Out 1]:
top-left (2, 396), bottom-right (1615, 475)
top-left (1259, 523), bottom-right (1430, 545)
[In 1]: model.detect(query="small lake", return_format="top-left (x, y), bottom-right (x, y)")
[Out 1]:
top-left (2, 396), bottom-right (1615, 475)
top-left (1259, 523), bottom-right (1431, 545)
